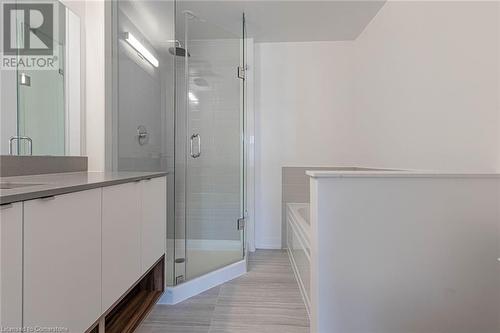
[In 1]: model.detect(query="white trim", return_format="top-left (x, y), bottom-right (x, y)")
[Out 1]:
top-left (255, 235), bottom-right (282, 249)
top-left (287, 247), bottom-right (311, 319)
top-left (305, 169), bottom-right (500, 178)
top-left (187, 239), bottom-right (242, 251)
top-left (287, 216), bottom-right (310, 262)
top-left (245, 37), bottom-right (256, 253)
top-left (105, 0), bottom-right (118, 171)
top-left (287, 204), bottom-right (311, 247)
top-left (286, 203), bottom-right (312, 317)
top-left (65, 8), bottom-right (81, 156)
top-left (85, 0), bottom-right (106, 171)
top-left (158, 258), bottom-right (247, 305)
top-left (287, 220), bottom-right (311, 308)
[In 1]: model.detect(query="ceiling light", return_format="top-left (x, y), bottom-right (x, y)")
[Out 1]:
top-left (189, 92), bottom-right (199, 104)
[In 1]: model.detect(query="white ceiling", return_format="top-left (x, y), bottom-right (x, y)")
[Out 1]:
top-left (177, 1), bottom-right (387, 42)
top-left (120, 1), bottom-right (386, 46)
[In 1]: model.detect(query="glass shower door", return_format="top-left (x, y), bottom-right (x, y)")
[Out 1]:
top-left (183, 14), bottom-right (245, 280)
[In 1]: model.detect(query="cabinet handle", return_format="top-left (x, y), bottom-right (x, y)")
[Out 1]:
top-left (0, 203), bottom-right (13, 209)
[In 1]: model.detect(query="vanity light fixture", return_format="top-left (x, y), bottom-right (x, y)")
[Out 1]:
top-left (123, 32), bottom-right (159, 68)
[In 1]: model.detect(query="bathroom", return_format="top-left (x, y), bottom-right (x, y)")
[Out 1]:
top-left (0, 1), bottom-right (499, 332)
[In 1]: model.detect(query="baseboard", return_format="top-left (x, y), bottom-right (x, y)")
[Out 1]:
top-left (255, 243), bottom-right (282, 250)
top-left (255, 236), bottom-right (282, 250)
top-left (158, 258), bottom-right (247, 305)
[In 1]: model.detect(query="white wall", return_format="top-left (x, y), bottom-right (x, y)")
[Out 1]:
top-left (498, 2), bottom-right (500, 172)
top-left (353, 0), bottom-right (500, 172)
top-left (255, 1), bottom-right (500, 249)
top-left (85, 0), bottom-right (106, 171)
top-left (310, 174), bottom-right (500, 333)
top-left (255, 42), bottom-right (356, 248)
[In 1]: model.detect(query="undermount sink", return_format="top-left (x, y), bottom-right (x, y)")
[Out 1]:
top-left (0, 183), bottom-right (44, 190)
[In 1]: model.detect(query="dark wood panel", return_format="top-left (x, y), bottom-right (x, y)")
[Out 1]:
top-left (88, 325), bottom-right (99, 333)
top-left (104, 256), bottom-right (164, 333)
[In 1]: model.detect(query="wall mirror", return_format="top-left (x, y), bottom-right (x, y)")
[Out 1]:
top-left (0, 0), bottom-right (82, 156)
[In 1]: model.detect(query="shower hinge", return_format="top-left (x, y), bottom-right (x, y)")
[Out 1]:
top-left (237, 218), bottom-right (246, 231)
top-left (175, 275), bottom-right (185, 284)
top-left (237, 66), bottom-right (246, 80)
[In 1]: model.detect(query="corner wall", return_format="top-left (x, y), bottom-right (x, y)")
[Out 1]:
top-left (498, 2), bottom-right (500, 172)
top-left (255, 41), bottom-right (356, 248)
top-left (353, 0), bottom-right (500, 172)
top-left (254, 1), bottom-right (500, 249)
top-left (85, 0), bottom-right (106, 171)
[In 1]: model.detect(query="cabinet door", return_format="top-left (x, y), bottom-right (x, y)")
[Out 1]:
top-left (0, 202), bottom-right (23, 327)
top-left (141, 177), bottom-right (166, 273)
top-left (102, 182), bottom-right (141, 311)
top-left (24, 190), bottom-right (101, 333)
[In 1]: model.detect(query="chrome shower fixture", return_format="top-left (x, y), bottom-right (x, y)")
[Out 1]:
top-left (168, 40), bottom-right (191, 58)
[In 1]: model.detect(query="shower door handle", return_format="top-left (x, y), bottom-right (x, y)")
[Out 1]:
top-left (190, 134), bottom-right (201, 158)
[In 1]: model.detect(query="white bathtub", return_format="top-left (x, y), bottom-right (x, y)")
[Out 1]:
top-left (286, 203), bottom-right (311, 316)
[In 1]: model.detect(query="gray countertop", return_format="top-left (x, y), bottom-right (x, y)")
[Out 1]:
top-left (0, 171), bottom-right (168, 205)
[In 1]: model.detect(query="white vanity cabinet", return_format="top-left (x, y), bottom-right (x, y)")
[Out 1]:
top-left (141, 177), bottom-right (166, 274)
top-left (102, 181), bottom-right (142, 311)
top-left (23, 189), bottom-right (102, 333)
top-left (101, 178), bottom-right (167, 310)
top-left (0, 202), bottom-right (23, 327)
top-left (1, 174), bottom-right (166, 333)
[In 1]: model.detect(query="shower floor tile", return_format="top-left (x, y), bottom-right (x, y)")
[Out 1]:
top-left (135, 250), bottom-right (310, 333)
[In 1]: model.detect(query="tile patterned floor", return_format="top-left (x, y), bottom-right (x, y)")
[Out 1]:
top-left (136, 250), bottom-right (310, 333)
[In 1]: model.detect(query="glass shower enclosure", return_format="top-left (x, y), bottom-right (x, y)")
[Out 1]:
top-left (110, 0), bottom-right (246, 286)
top-left (173, 11), bottom-right (246, 283)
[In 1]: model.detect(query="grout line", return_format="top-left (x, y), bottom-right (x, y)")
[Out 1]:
top-left (207, 282), bottom-right (223, 332)
top-left (21, 202), bottom-right (24, 327)
top-left (100, 189), bottom-right (103, 314)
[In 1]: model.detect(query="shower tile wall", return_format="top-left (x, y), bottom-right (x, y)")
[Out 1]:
top-left (116, 3), bottom-right (175, 172)
top-left (186, 39), bottom-right (242, 245)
